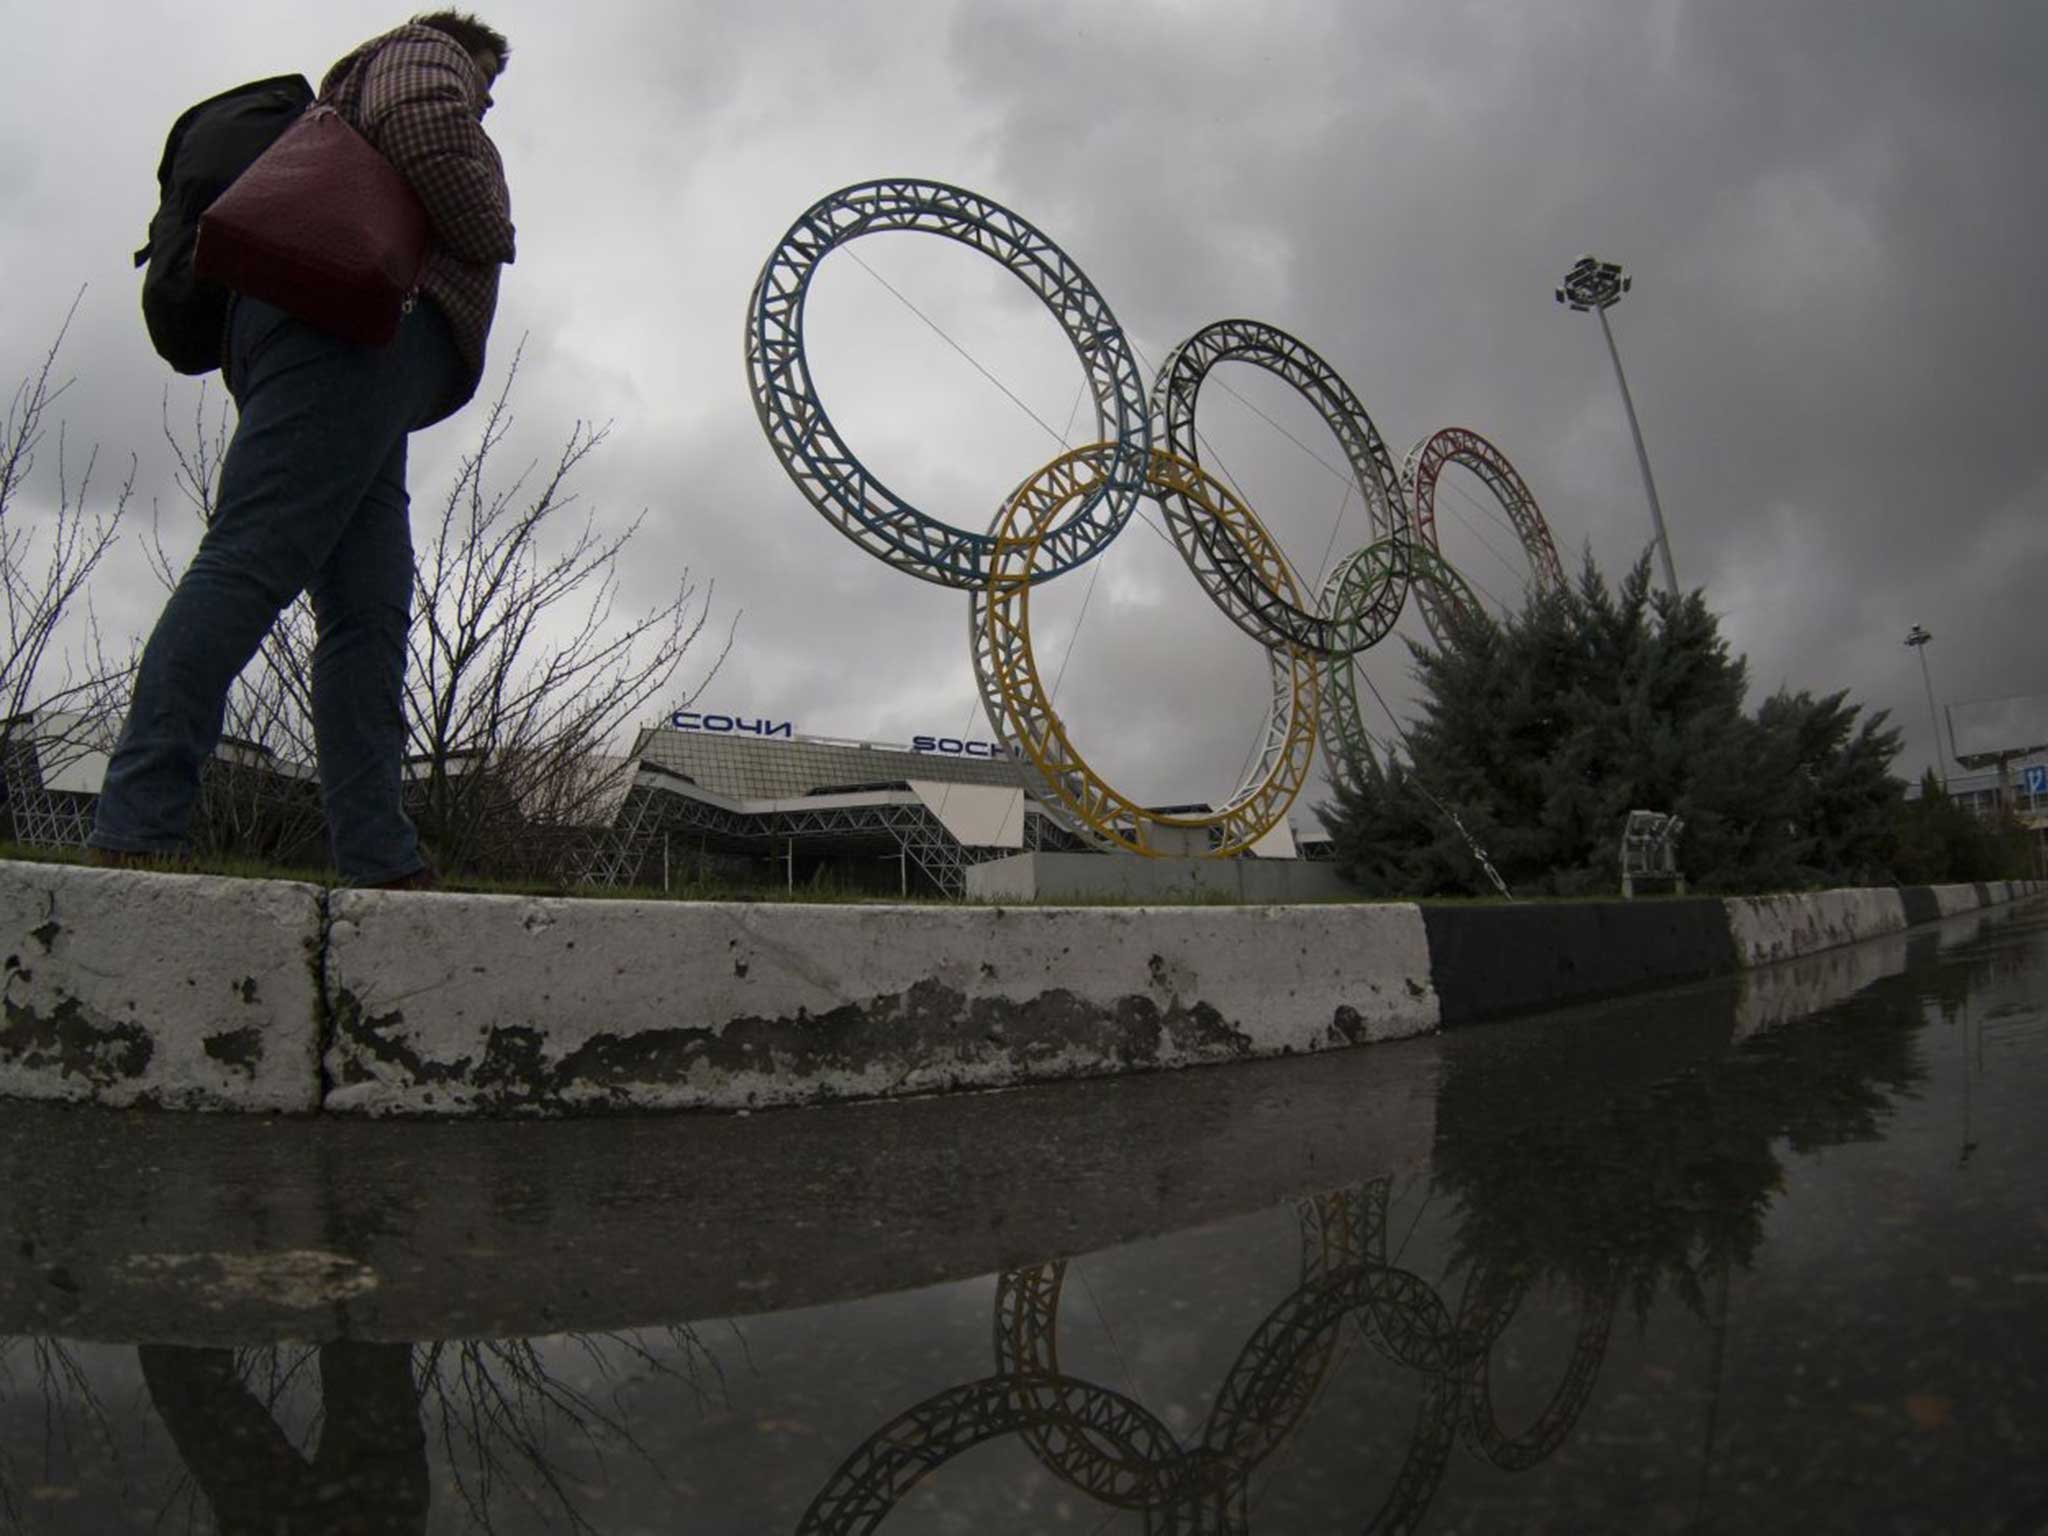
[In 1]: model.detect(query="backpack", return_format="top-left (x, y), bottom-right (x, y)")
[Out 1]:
top-left (135, 74), bottom-right (313, 375)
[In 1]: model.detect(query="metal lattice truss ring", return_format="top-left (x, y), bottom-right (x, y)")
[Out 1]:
top-left (1455, 1266), bottom-right (1620, 1473)
top-left (1315, 538), bottom-right (1477, 775)
top-left (1401, 427), bottom-right (1566, 645)
top-left (1204, 1262), bottom-right (1465, 1530)
top-left (746, 178), bottom-right (1151, 589)
top-left (993, 1191), bottom-right (1373, 1508)
top-left (1152, 319), bottom-right (1412, 656)
top-left (971, 444), bottom-right (1320, 858)
top-left (794, 1372), bottom-right (1198, 1533)
top-left (992, 1263), bottom-right (1208, 1509)
top-left (795, 1187), bottom-right (1611, 1533)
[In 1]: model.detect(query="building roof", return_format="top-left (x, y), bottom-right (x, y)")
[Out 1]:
top-left (629, 726), bottom-right (1036, 801)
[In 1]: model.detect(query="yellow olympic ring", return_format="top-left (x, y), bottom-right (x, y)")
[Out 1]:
top-left (970, 444), bottom-right (1320, 857)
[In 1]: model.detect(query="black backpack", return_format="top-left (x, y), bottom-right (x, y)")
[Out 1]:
top-left (136, 74), bottom-right (313, 375)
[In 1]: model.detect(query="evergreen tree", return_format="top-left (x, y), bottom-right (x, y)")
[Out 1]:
top-left (1320, 553), bottom-right (1907, 895)
top-left (1891, 769), bottom-right (2034, 882)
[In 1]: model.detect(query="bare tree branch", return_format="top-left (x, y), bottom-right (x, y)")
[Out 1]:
top-left (0, 295), bottom-right (134, 833)
top-left (404, 342), bottom-right (736, 878)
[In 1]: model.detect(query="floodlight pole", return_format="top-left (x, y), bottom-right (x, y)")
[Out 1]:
top-left (1595, 304), bottom-right (1680, 600)
top-left (1556, 257), bottom-right (1680, 598)
top-left (1904, 624), bottom-right (1944, 789)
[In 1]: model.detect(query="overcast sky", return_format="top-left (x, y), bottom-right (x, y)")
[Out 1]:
top-left (5, 0), bottom-right (2045, 833)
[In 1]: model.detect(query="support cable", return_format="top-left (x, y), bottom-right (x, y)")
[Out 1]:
top-left (1433, 479), bottom-right (1533, 606)
top-left (845, 248), bottom-right (1183, 558)
top-left (1356, 668), bottom-right (1513, 900)
top-left (1438, 464), bottom-right (1525, 548)
top-left (843, 247), bottom-right (1069, 449)
top-left (1044, 375), bottom-right (1104, 710)
top-left (844, 281), bottom-right (1104, 863)
top-left (846, 255), bottom-right (1127, 864)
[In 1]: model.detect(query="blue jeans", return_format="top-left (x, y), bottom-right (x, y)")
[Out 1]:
top-left (91, 297), bottom-right (463, 883)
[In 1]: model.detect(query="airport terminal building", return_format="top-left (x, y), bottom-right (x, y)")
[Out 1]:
top-left (602, 715), bottom-right (1091, 895)
top-left (595, 714), bottom-right (1324, 896)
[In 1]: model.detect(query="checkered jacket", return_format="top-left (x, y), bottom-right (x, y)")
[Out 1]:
top-left (319, 24), bottom-right (515, 411)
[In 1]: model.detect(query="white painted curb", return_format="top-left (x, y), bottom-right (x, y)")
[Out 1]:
top-left (1721, 887), bottom-right (1909, 967)
top-left (1931, 882), bottom-right (1983, 917)
top-left (321, 894), bottom-right (1441, 1115)
top-left (0, 864), bottom-right (323, 1111)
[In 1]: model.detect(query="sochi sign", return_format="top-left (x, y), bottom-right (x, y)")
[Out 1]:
top-left (669, 711), bottom-right (794, 738)
top-left (670, 710), bottom-right (1005, 758)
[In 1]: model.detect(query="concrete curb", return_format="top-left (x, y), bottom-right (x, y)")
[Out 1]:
top-left (0, 859), bottom-right (2038, 1116)
top-left (1420, 897), bottom-right (1741, 1024)
top-left (0, 864), bottom-right (323, 1111)
top-left (322, 894), bottom-right (1439, 1114)
top-left (1723, 887), bottom-right (1909, 967)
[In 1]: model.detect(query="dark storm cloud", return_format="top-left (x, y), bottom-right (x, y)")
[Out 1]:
top-left (948, 0), bottom-right (2048, 779)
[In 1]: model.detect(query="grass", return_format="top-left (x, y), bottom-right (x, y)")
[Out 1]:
top-left (0, 841), bottom-right (959, 905)
top-left (0, 840), bottom-right (1763, 908)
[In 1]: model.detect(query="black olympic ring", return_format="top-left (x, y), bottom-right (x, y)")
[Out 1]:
top-left (1152, 319), bottom-right (1412, 657)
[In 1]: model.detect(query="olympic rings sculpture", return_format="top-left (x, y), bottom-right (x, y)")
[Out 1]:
top-left (797, 1182), bottom-right (1620, 1533)
top-left (747, 178), bottom-right (1564, 854)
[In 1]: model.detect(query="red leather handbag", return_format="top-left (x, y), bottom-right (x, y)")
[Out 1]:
top-left (194, 105), bottom-right (429, 347)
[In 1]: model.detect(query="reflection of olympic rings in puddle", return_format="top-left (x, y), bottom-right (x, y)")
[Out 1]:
top-left (1456, 1263), bottom-right (1622, 1472)
top-left (798, 1186), bottom-right (1621, 1533)
top-left (795, 1373), bottom-right (1201, 1529)
top-left (991, 1188), bottom-right (1374, 1513)
top-left (747, 179), bottom-right (1560, 849)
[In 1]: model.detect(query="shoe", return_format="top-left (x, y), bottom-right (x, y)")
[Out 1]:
top-left (367, 864), bottom-right (440, 892)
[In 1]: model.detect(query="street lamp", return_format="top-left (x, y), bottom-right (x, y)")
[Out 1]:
top-left (1555, 255), bottom-right (1680, 599)
top-left (1903, 623), bottom-right (1945, 789)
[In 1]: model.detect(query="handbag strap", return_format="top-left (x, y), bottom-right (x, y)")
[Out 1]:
top-left (314, 40), bottom-right (373, 129)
